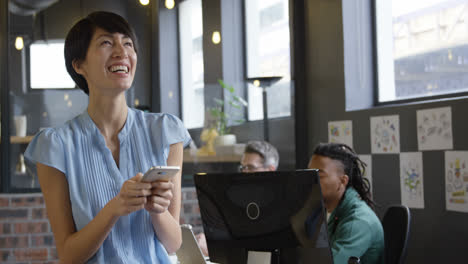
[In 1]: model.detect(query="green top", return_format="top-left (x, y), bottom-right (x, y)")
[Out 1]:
top-left (327, 187), bottom-right (384, 264)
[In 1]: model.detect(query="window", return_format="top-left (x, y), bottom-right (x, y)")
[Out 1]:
top-left (179, 0), bottom-right (205, 129)
top-left (29, 41), bottom-right (75, 89)
top-left (245, 0), bottom-right (291, 120)
top-left (376, 0), bottom-right (468, 102)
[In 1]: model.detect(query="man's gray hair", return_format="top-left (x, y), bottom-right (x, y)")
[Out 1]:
top-left (244, 141), bottom-right (279, 169)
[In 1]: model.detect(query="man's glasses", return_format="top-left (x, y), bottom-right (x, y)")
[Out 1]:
top-left (238, 164), bottom-right (265, 172)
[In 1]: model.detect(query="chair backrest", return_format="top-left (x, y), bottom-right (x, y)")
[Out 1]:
top-left (382, 205), bottom-right (411, 264)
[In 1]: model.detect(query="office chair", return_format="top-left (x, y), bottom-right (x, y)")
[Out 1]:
top-left (382, 205), bottom-right (411, 264)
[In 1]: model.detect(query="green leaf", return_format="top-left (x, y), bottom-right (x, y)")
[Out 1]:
top-left (213, 98), bottom-right (224, 106)
top-left (229, 101), bottom-right (241, 109)
top-left (209, 79), bottom-right (249, 135)
top-left (227, 85), bottom-right (235, 93)
top-left (233, 96), bottom-right (248, 106)
top-left (218, 79), bottom-right (226, 88)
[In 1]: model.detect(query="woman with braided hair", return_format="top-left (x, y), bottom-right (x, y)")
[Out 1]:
top-left (308, 143), bottom-right (384, 264)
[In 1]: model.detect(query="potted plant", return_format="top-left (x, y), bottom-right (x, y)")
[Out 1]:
top-left (209, 79), bottom-right (248, 146)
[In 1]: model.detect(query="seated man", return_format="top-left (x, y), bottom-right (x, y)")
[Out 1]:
top-left (196, 140), bottom-right (279, 256)
top-left (238, 140), bottom-right (279, 172)
top-left (308, 143), bottom-right (384, 264)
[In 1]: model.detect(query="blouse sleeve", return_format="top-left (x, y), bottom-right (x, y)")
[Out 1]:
top-left (158, 113), bottom-right (191, 147)
top-left (24, 128), bottom-right (66, 174)
top-left (150, 113), bottom-right (191, 162)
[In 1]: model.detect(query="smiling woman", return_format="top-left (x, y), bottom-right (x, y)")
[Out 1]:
top-left (23, 11), bottom-right (191, 264)
top-left (72, 27), bottom-right (137, 96)
top-left (64, 11), bottom-right (139, 95)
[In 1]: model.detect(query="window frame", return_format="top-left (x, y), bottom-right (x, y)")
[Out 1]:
top-left (373, 0), bottom-right (468, 107)
top-left (25, 40), bottom-right (77, 92)
top-left (242, 0), bottom-right (293, 121)
top-left (178, 0), bottom-right (206, 130)
top-left (1, 14), bottom-right (41, 193)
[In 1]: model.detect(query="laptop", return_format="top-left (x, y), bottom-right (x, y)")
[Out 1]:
top-left (176, 224), bottom-right (208, 264)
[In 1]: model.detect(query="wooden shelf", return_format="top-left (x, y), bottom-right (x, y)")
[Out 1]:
top-left (10, 136), bottom-right (34, 144)
top-left (183, 152), bottom-right (241, 163)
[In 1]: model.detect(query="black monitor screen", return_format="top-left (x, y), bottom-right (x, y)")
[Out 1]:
top-left (194, 169), bottom-right (332, 264)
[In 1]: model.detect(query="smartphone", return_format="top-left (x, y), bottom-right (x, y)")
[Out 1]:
top-left (141, 166), bottom-right (180, 182)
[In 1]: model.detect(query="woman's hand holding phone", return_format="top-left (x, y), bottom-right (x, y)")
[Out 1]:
top-left (145, 180), bottom-right (174, 214)
top-left (111, 173), bottom-right (152, 216)
top-left (141, 166), bottom-right (180, 214)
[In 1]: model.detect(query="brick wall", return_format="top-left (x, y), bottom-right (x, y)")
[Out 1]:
top-left (0, 188), bottom-right (202, 264)
top-left (180, 187), bottom-right (203, 234)
top-left (0, 193), bottom-right (57, 264)
top-left (0, 188), bottom-right (201, 263)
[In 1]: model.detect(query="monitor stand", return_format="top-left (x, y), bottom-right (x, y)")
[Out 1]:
top-left (247, 248), bottom-right (322, 264)
top-left (247, 251), bottom-right (272, 264)
top-left (248, 249), bottom-right (288, 264)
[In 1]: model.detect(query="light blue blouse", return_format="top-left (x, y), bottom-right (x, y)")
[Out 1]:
top-left (24, 108), bottom-right (191, 264)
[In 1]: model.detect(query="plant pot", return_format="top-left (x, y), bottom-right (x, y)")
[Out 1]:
top-left (214, 134), bottom-right (237, 146)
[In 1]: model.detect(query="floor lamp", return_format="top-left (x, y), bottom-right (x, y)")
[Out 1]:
top-left (246, 76), bottom-right (282, 142)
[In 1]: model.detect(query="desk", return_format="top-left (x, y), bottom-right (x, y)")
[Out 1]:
top-left (183, 152), bottom-right (242, 163)
top-left (0, 135), bottom-right (34, 144)
top-left (182, 151), bottom-right (242, 187)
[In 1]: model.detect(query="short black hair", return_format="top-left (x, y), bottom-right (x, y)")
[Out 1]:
top-left (312, 142), bottom-right (375, 209)
top-left (64, 11), bottom-right (138, 95)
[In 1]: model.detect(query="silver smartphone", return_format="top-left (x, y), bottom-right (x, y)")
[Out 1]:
top-left (141, 166), bottom-right (180, 182)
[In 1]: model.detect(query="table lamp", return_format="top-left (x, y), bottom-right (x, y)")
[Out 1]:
top-left (246, 76), bottom-right (282, 142)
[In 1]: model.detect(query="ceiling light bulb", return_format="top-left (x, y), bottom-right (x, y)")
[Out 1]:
top-left (15, 36), bottom-right (24, 50)
top-left (140, 0), bottom-right (150, 6)
top-left (165, 0), bottom-right (175, 9)
top-left (253, 80), bottom-right (260, 87)
top-left (212, 31), bottom-right (221, 44)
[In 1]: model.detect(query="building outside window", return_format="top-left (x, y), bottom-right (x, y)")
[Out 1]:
top-left (245, 0), bottom-right (291, 120)
top-left (376, 0), bottom-right (468, 102)
top-left (29, 41), bottom-right (75, 89)
top-left (179, 0), bottom-right (205, 128)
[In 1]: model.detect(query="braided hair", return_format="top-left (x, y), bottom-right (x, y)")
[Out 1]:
top-left (312, 142), bottom-right (375, 209)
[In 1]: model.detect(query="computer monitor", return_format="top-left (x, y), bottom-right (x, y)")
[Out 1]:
top-left (194, 169), bottom-right (332, 264)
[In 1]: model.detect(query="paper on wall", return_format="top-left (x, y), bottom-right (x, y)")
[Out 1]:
top-left (370, 115), bottom-right (400, 154)
top-left (417, 107), bottom-right (453, 151)
top-left (328, 120), bottom-right (353, 148)
top-left (400, 152), bottom-right (425, 209)
top-left (445, 151), bottom-right (468, 213)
